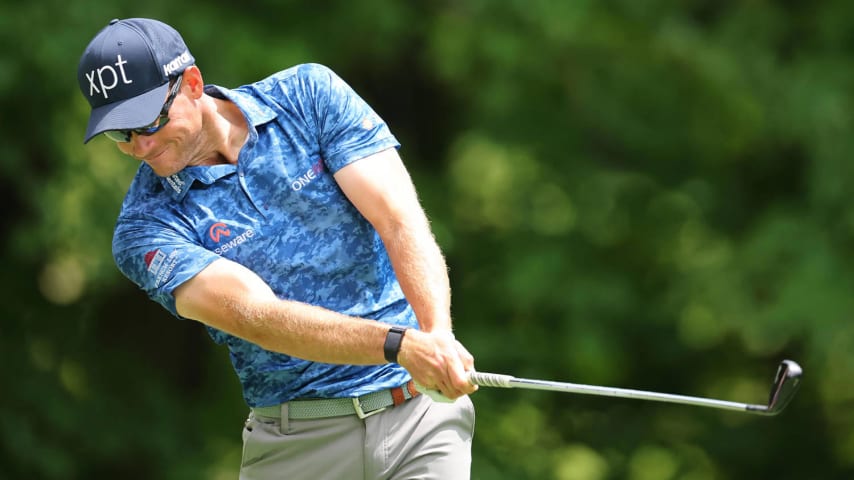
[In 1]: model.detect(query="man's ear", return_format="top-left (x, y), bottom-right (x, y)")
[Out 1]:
top-left (181, 66), bottom-right (205, 99)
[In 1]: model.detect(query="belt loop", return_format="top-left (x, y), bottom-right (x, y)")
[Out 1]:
top-left (279, 403), bottom-right (289, 434)
top-left (406, 380), bottom-right (419, 398)
top-left (391, 386), bottom-right (406, 406)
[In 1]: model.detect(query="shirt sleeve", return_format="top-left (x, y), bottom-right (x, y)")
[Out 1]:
top-left (297, 64), bottom-right (400, 172)
top-left (112, 214), bottom-right (220, 318)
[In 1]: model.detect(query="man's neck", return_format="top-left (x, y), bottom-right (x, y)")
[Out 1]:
top-left (195, 95), bottom-right (249, 166)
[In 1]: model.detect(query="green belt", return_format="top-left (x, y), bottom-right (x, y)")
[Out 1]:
top-left (252, 381), bottom-right (420, 420)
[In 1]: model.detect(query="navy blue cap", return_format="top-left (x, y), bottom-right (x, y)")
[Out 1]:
top-left (78, 18), bottom-right (195, 143)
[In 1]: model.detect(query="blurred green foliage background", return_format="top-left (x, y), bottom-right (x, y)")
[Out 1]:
top-left (2, 0), bottom-right (853, 478)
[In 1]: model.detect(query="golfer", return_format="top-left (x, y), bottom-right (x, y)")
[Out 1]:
top-left (77, 18), bottom-right (476, 479)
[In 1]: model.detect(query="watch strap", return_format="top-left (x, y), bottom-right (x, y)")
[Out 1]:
top-left (383, 326), bottom-right (408, 363)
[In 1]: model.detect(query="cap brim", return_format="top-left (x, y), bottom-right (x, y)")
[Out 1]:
top-left (83, 82), bottom-right (170, 143)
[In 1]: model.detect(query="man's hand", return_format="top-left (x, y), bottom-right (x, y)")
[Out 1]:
top-left (397, 329), bottom-right (478, 400)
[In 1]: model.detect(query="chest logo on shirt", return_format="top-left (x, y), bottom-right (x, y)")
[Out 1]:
top-left (209, 222), bottom-right (231, 243)
top-left (208, 222), bottom-right (256, 255)
top-left (291, 158), bottom-right (326, 191)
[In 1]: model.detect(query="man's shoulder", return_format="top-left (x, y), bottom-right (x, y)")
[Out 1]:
top-left (247, 63), bottom-right (337, 93)
top-left (221, 64), bottom-right (342, 123)
top-left (270, 63), bottom-right (334, 81)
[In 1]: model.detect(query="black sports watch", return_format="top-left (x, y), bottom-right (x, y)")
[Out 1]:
top-left (383, 326), bottom-right (409, 363)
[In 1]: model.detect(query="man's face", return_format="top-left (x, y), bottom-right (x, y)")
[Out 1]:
top-left (112, 76), bottom-right (198, 177)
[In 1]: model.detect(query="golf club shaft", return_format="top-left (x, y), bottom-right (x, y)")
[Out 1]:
top-left (469, 371), bottom-right (767, 413)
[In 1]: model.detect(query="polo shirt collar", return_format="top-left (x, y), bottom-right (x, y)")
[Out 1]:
top-left (205, 84), bottom-right (278, 128)
top-left (160, 164), bottom-right (237, 200)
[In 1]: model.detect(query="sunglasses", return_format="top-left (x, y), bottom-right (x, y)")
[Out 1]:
top-left (104, 76), bottom-right (183, 143)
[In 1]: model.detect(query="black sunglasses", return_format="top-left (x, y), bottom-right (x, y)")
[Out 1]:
top-left (104, 76), bottom-right (183, 143)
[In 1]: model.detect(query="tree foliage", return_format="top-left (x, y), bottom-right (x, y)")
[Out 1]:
top-left (2, 1), bottom-right (852, 478)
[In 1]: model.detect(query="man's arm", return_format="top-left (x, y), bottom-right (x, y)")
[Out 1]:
top-left (174, 257), bottom-right (390, 365)
top-left (173, 248), bottom-right (475, 398)
top-left (333, 147), bottom-right (476, 398)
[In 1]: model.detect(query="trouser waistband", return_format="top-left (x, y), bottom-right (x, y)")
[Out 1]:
top-left (252, 381), bottom-right (421, 420)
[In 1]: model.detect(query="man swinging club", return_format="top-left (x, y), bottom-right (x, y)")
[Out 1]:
top-left (77, 17), bottom-right (476, 479)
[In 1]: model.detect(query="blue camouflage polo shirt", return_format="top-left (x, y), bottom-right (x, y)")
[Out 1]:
top-left (112, 63), bottom-right (415, 407)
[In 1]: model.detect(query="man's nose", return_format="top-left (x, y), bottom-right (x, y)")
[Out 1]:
top-left (129, 133), bottom-right (158, 156)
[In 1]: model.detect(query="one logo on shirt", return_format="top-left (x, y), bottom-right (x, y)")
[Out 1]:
top-left (208, 222), bottom-right (256, 255)
top-left (291, 158), bottom-right (327, 191)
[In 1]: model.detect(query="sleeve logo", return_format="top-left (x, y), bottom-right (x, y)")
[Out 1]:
top-left (144, 249), bottom-right (180, 288)
top-left (144, 249), bottom-right (167, 273)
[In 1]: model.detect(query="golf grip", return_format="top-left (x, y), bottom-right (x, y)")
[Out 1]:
top-left (469, 371), bottom-right (514, 388)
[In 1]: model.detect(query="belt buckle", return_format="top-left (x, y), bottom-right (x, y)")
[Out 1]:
top-left (352, 397), bottom-right (386, 419)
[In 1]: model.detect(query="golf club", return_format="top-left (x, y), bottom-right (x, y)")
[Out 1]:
top-left (468, 359), bottom-right (802, 416)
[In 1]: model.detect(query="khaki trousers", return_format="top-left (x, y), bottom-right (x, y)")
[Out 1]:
top-left (239, 394), bottom-right (475, 480)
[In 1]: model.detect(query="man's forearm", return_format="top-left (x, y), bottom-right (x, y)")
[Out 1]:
top-left (329, 148), bottom-right (455, 333)
top-left (380, 215), bottom-right (453, 333)
top-left (241, 298), bottom-right (392, 364)
top-left (175, 258), bottom-right (390, 365)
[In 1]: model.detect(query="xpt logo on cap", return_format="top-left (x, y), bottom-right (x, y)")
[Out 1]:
top-left (85, 54), bottom-right (133, 100)
top-left (78, 18), bottom-right (194, 108)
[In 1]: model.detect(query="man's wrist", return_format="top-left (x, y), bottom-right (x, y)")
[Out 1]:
top-left (383, 326), bottom-right (409, 363)
top-left (432, 329), bottom-right (455, 340)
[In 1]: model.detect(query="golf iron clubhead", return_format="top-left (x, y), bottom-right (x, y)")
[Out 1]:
top-left (468, 359), bottom-right (802, 416)
top-left (750, 359), bottom-right (802, 415)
